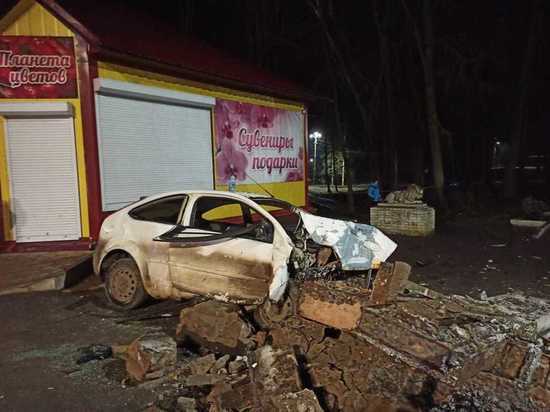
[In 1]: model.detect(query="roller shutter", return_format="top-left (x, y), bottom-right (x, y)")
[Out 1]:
top-left (96, 94), bottom-right (214, 211)
top-left (6, 117), bottom-right (81, 242)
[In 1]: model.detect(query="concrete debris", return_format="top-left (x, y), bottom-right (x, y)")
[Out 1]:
top-left (271, 389), bottom-right (324, 411)
top-left (368, 261), bottom-right (411, 305)
top-left (227, 357), bottom-right (247, 374)
top-left (125, 332), bottom-right (177, 382)
top-left (250, 345), bottom-right (302, 397)
top-left (210, 354), bottom-right (230, 374)
top-left (208, 381), bottom-right (254, 411)
top-left (184, 373), bottom-right (225, 387)
top-left (110, 279), bottom-right (550, 411)
top-left (298, 281), bottom-right (364, 330)
top-left (175, 396), bottom-right (197, 412)
top-left (187, 353), bottom-right (216, 375)
top-left (177, 300), bottom-right (254, 355)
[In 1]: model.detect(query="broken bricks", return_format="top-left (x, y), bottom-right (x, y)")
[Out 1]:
top-left (177, 300), bottom-right (254, 355)
top-left (126, 332), bottom-right (177, 382)
top-left (297, 261), bottom-right (411, 331)
top-left (115, 274), bottom-right (550, 411)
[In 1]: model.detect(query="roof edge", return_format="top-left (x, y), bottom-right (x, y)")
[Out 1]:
top-left (95, 47), bottom-right (325, 105)
top-left (36, 0), bottom-right (100, 45)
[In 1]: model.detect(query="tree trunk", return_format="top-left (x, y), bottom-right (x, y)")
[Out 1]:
top-left (374, 0), bottom-right (398, 189)
top-left (422, 0), bottom-right (447, 208)
top-left (324, 132), bottom-right (331, 193)
top-left (344, 149), bottom-right (355, 214)
top-left (503, 0), bottom-right (541, 198)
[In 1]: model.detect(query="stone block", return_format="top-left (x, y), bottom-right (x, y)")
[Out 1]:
top-left (177, 300), bottom-right (254, 355)
top-left (370, 204), bottom-right (435, 236)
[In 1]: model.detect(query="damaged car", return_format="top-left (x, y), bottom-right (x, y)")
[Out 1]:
top-left (93, 191), bottom-right (405, 310)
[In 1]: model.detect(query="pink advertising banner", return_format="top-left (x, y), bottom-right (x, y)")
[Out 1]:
top-left (214, 98), bottom-right (305, 185)
top-left (0, 36), bottom-right (77, 99)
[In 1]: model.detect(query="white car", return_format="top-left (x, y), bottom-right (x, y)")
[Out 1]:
top-left (93, 190), bottom-right (397, 309)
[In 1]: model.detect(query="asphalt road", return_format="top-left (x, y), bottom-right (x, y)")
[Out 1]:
top-left (0, 285), bottom-right (187, 412)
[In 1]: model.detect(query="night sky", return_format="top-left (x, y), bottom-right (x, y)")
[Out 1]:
top-left (1, 0), bottom-right (549, 200)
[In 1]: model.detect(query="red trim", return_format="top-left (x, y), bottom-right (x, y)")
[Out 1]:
top-left (303, 108), bottom-right (309, 209)
top-left (0, 238), bottom-right (92, 253)
top-left (75, 35), bottom-right (103, 241)
top-left (94, 49), bottom-right (312, 105)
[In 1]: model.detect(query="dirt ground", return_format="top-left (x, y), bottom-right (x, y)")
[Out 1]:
top-left (395, 214), bottom-right (550, 299)
top-left (0, 212), bottom-right (548, 411)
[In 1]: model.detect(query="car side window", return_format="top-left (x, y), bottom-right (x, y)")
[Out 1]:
top-left (129, 195), bottom-right (187, 224)
top-left (190, 196), bottom-right (273, 243)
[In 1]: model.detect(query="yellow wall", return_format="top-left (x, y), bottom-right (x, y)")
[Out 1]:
top-left (0, 1), bottom-right (90, 240)
top-left (98, 63), bottom-right (307, 207)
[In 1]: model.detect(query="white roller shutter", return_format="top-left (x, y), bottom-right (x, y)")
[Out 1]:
top-left (96, 94), bottom-right (214, 211)
top-left (6, 117), bottom-right (81, 242)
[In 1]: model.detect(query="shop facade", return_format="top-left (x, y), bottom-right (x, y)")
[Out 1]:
top-left (0, 0), bottom-right (307, 251)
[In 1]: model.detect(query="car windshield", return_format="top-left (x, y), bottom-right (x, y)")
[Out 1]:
top-left (252, 198), bottom-right (301, 236)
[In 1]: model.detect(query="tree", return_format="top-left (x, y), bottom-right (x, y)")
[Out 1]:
top-left (503, 0), bottom-right (542, 198)
top-left (402, 0), bottom-right (448, 208)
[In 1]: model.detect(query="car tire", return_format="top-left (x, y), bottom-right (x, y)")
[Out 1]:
top-left (104, 257), bottom-right (149, 310)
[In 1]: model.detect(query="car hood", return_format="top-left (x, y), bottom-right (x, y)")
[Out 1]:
top-left (297, 211), bottom-right (397, 271)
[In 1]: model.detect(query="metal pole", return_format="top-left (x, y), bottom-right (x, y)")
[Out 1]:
top-left (313, 137), bottom-right (318, 184)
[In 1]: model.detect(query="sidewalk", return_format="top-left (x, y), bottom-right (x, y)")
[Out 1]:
top-left (0, 251), bottom-right (93, 295)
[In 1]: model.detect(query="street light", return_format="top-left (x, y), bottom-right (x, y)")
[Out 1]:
top-left (309, 131), bottom-right (322, 183)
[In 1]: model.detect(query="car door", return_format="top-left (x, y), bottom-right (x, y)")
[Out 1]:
top-left (154, 195), bottom-right (275, 303)
top-left (126, 195), bottom-right (188, 294)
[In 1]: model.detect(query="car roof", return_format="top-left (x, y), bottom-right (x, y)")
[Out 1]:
top-left (131, 190), bottom-right (272, 206)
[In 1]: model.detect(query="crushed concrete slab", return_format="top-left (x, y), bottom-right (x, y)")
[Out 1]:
top-left (249, 345), bottom-right (303, 408)
top-left (177, 300), bottom-right (254, 355)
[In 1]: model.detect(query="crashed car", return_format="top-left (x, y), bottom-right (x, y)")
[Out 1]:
top-left (93, 190), bottom-right (399, 309)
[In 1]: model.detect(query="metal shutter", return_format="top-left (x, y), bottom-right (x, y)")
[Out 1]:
top-left (6, 117), bottom-right (81, 242)
top-left (96, 95), bottom-right (214, 211)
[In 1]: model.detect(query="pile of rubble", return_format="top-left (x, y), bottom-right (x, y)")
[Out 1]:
top-left (107, 263), bottom-right (550, 411)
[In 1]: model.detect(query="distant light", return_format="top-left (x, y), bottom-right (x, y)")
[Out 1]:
top-left (309, 131), bottom-right (322, 140)
top-left (309, 158), bottom-right (314, 162)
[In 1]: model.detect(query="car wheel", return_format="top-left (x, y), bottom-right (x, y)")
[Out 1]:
top-left (104, 257), bottom-right (149, 310)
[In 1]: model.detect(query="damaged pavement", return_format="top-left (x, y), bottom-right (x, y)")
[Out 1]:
top-left (3, 264), bottom-right (550, 411)
top-left (115, 271), bottom-right (550, 412)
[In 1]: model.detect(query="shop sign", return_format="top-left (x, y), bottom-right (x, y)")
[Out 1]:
top-left (0, 36), bottom-right (77, 98)
top-left (214, 98), bottom-right (305, 185)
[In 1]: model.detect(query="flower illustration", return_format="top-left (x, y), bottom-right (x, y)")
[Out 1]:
top-left (216, 137), bottom-right (248, 183)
